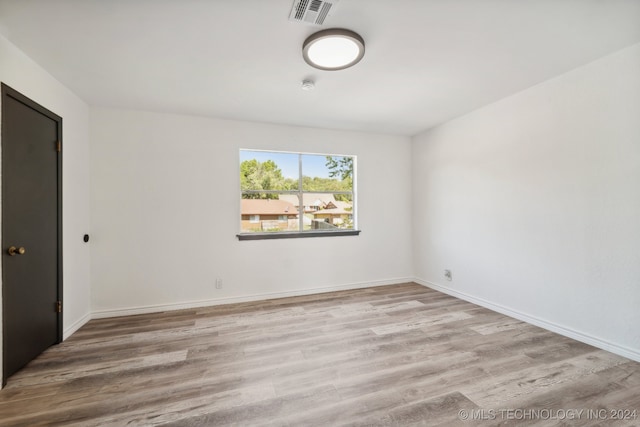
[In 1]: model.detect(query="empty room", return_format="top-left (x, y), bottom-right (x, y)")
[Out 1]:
top-left (1, 0), bottom-right (639, 425)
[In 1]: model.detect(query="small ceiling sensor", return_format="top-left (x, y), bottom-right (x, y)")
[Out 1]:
top-left (301, 79), bottom-right (316, 91)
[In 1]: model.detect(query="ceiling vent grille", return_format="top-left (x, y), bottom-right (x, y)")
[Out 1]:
top-left (289, 0), bottom-right (339, 26)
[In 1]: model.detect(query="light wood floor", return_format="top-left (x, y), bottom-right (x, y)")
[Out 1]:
top-left (1, 283), bottom-right (638, 426)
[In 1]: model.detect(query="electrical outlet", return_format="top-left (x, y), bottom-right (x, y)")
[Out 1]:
top-left (215, 278), bottom-right (223, 289)
top-left (444, 270), bottom-right (452, 281)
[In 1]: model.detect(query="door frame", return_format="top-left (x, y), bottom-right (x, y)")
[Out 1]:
top-left (1, 83), bottom-right (63, 384)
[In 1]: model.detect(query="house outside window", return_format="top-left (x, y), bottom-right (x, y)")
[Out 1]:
top-left (238, 149), bottom-right (359, 240)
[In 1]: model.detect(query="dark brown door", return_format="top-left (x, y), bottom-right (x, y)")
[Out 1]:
top-left (2, 84), bottom-right (62, 385)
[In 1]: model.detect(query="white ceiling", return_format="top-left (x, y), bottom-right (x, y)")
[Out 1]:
top-left (1, 0), bottom-right (639, 136)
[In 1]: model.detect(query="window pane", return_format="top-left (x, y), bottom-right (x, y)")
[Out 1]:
top-left (301, 154), bottom-right (353, 193)
top-left (240, 150), bottom-right (298, 192)
top-left (310, 197), bottom-right (354, 230)
top-left (240, 193), bottom-right (300, 233)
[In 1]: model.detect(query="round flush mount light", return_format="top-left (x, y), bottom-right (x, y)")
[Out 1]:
top-left (302, 28), bottom-right (365, 71)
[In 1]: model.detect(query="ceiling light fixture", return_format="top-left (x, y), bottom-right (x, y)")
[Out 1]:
top-left (302, 28), bottom-right (365, 71)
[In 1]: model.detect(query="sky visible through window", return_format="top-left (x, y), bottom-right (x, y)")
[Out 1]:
top-left (240, 150), bottom-right (335, 179)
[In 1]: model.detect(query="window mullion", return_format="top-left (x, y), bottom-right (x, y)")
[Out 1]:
top-left (298, 153), bottom-right (303, 232)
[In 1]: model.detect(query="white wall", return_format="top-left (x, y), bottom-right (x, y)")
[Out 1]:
top-left (90, 109), bottom-right (413, 315)
top-left (412, 43), bottom-right (640, 361)
top-left (0, 34), bottom-right (92, 382)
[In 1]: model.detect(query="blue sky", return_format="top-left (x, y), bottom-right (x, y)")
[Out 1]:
top-left (240, 150), bottom-right (345, 179)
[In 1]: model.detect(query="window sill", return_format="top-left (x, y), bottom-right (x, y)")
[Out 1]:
top-left (237, 230), bottom-right (361, 241)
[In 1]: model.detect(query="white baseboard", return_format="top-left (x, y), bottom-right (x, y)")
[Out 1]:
top-left (414, 278), bottom-right (640, 363)
top-left (63, 312), bottom-right (91, 340)
top-left (91, 277), bottom-right (413, 319)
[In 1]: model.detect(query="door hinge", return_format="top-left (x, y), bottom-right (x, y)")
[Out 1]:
top-left (56, 301), bottom-right (62, 313)
top-left (56, 141), bottom-right (61, 152)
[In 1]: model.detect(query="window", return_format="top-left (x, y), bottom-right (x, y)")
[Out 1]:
top-left (238, 149), bottom-right (359, 240)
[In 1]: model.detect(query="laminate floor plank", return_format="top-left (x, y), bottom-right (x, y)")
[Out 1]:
top-left (1, 283), bottom-right (638, 426)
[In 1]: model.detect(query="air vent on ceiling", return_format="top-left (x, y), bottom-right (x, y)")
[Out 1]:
top-left (289, 0), bottom-right (339, 26)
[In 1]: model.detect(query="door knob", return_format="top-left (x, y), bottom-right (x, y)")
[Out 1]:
top-left (7, 246), bottom-right (26, 256)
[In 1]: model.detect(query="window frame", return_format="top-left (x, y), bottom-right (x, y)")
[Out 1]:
top-left (237, 149), bottom-right (360, 240)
